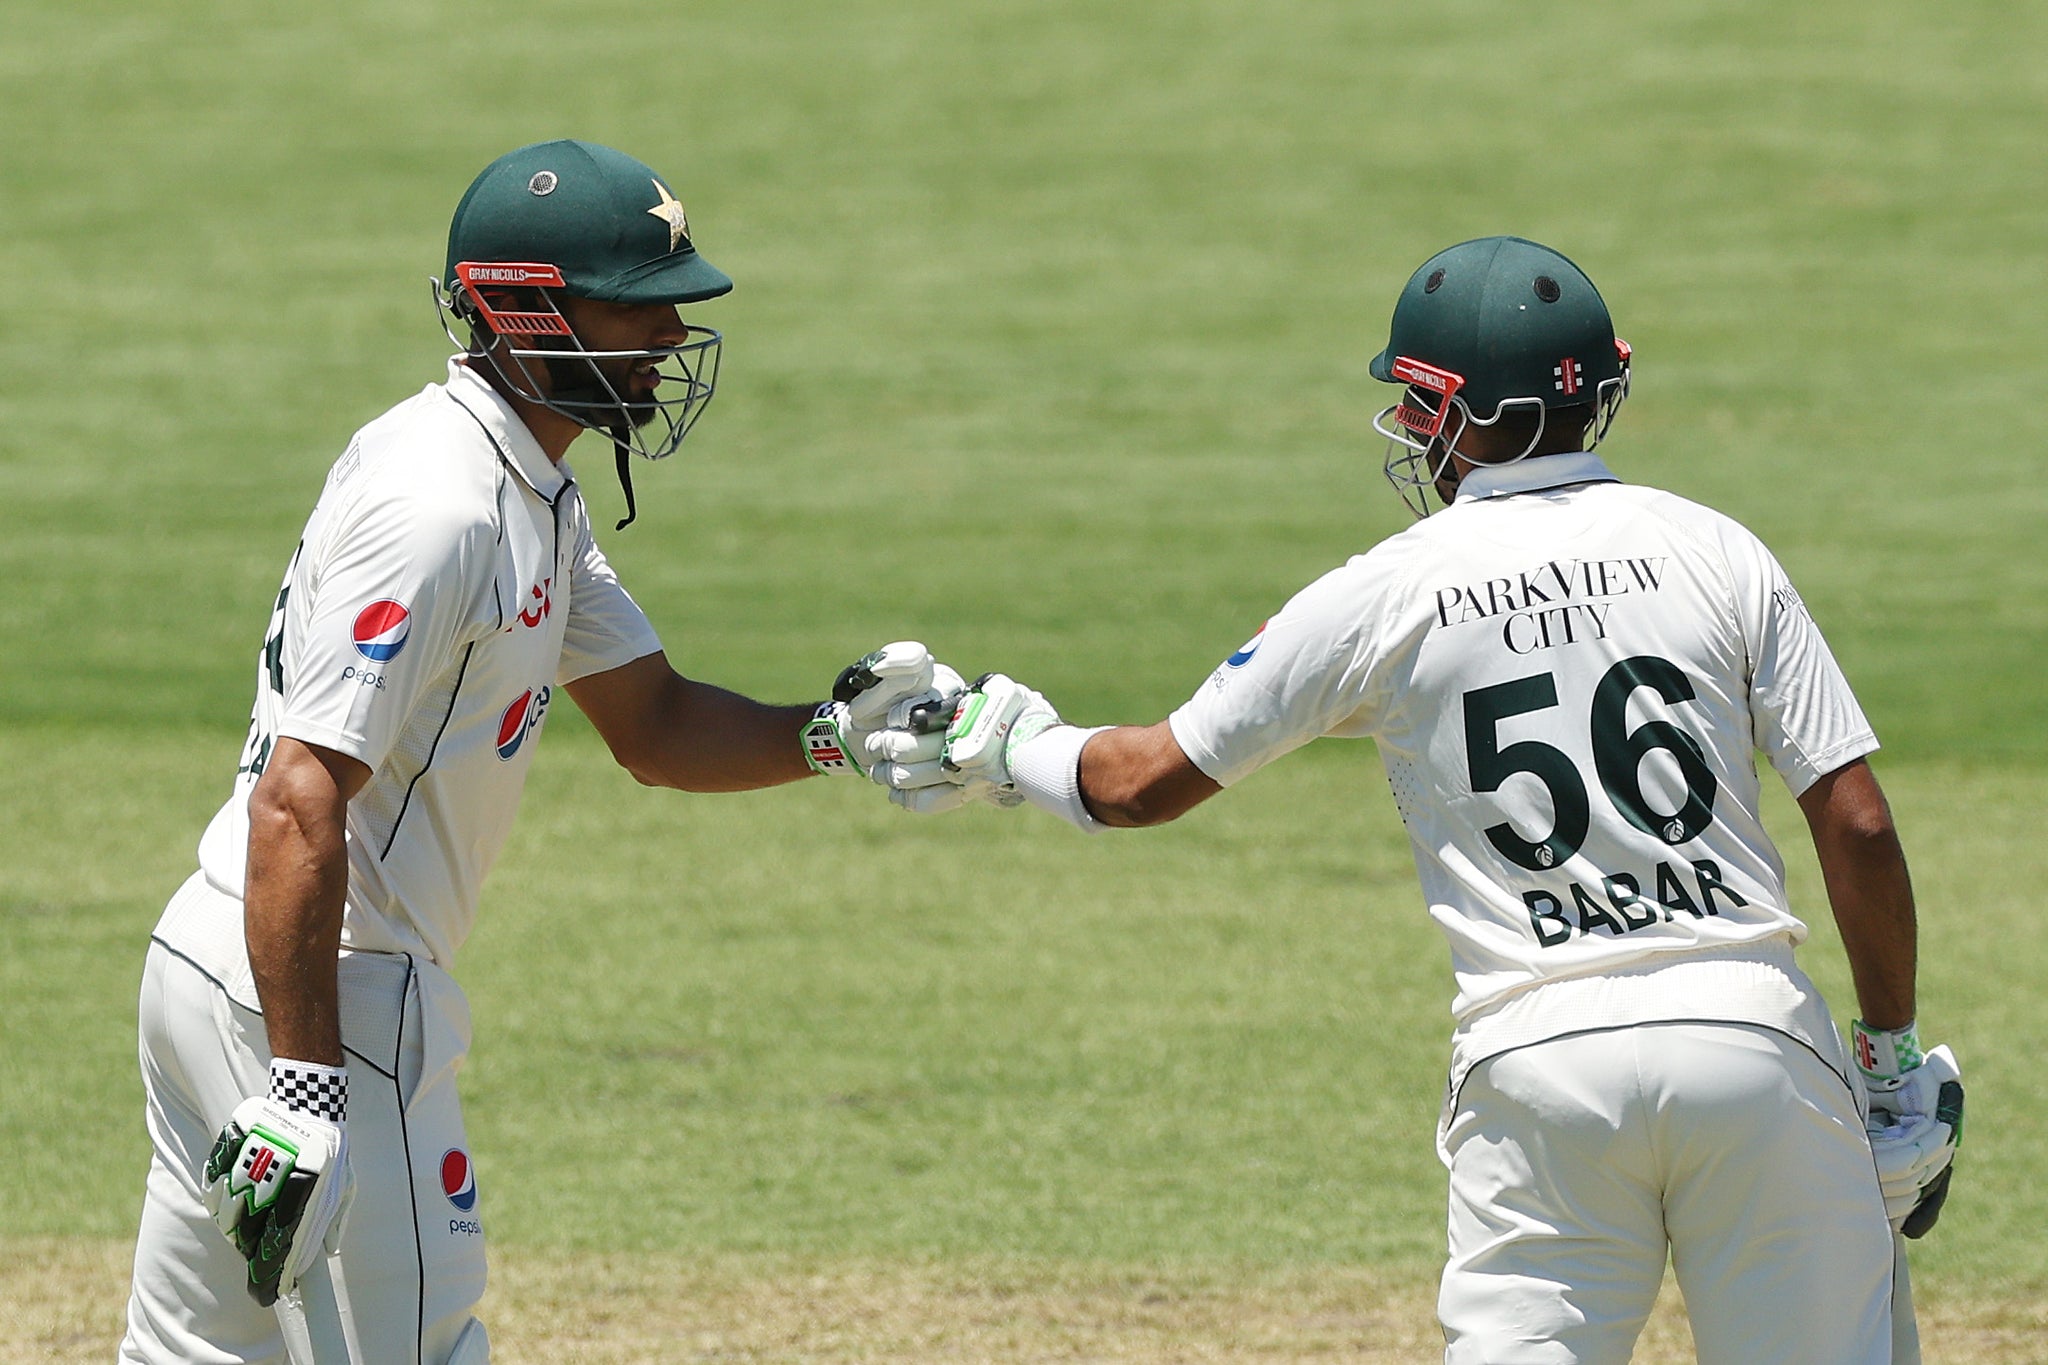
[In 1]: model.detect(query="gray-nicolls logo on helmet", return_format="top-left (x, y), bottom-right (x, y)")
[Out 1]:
top-left (432, 139), bottom-right (732, 528)
top-left (1368, 236), bottom-right (1631, 519)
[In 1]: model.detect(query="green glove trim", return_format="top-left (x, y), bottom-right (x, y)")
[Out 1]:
top-left (1851, 1018), bottom-right (1923, 1081)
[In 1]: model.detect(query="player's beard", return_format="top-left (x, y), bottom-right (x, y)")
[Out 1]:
top-left (541, 353), bottom-right (660, 430)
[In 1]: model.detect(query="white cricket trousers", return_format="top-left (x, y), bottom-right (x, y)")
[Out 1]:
top-left (120, 888), bottom-right (490, 1364)
top-left (1438, 1021), bottom-right (1896, 1365)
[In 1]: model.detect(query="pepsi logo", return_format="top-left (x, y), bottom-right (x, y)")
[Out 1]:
top-left (1225, 622), bottom-right (1267, 668)
top-left (440, 1148), bottom-right (477, 1211)
top-left (494, 685), bottom-right (551, 761)
top-left (352, 599), bottom-right (412, 663)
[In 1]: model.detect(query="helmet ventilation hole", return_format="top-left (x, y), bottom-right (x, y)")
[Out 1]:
top-left (1424, 269), bottom-right (1446, 294)
top-left (1533, 275), bottom-right (1561, 303)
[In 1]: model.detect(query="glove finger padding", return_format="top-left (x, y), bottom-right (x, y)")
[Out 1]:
top-left (890, 782), bottom-right (976, 814)
top-left (1900, 1154), bottom-right (1956, 1239)
top-left (1863, 1044), bottom-right (1963, 1238)
top-left (1868, 1111), bottom-right (1953, 1225)
top-left (861, 726), bottom-right (948, 765)
top-left (868, 757), bottom-right (957, 791)
top-left (836, 642), bottom-right (937, 727)
top-left (1905, 1048), bottom-right (1963, 1238)
top-left (886, 776), bottom-right (1022, 814)
top-left (202, 1097), bottom-right (351, 1306)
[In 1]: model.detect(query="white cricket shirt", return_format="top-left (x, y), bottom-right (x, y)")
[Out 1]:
top-left (168, 359), bottom-right (661, 990)
top-left (1169, 452), bottom-right (1878, 1086)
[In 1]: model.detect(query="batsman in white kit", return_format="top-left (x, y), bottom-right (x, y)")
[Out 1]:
top-left (887, 237), bottom-right (1964, 1363)
top-left (119, 139), bottom-right (964, 1364)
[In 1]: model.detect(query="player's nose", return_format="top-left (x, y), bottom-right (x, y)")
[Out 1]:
top-left (648, 305), bottom-right (689, 347)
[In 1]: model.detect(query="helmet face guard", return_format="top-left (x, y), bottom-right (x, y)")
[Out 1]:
top-left (435, 262), bottom-right (720, 464)
top-left (1372, 338), bottom-right (1632, 520)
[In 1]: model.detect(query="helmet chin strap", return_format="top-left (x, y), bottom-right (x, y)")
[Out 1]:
top-left (610, 426), bottom-right (638, 530)
top-left (541, 352), bottom-right (641, 530)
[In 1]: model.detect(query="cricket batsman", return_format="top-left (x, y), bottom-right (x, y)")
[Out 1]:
top-left (118, 139), bottom-right (958, 1363)
top-left (881, 237), bottom-right (1963, 1363)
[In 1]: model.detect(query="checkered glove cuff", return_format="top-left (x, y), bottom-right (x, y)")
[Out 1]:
top-left (1852, 1019), bottom-right (1924, 1083)
top-left (269, 1058), bottom-right (348, 1123)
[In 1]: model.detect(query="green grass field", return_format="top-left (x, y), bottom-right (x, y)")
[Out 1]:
top-left (4, 1), bottom-right (2046, 1358)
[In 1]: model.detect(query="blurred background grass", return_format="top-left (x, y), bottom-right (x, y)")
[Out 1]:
top-left (2, 0), bottom-right (2042, 1322)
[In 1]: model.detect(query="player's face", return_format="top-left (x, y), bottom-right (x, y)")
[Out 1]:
top-left (536, 298), bottom-right (696, 427)
top-left (556, 299), bottom-right (692, 421)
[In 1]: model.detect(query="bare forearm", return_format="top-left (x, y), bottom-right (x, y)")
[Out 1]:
top-left (1819, 830), bottom-right (1916, 1028)
top-left (1799, 760), bottom-right (1916, 1028)
top-left (628, 674), bottom-right (816, 792)
top-left (245, 786), bottom-right (350, 1066)
top-left (568, 654), bottom-right (819, 792)
top-left (658, 684), bottom-right (817, 791)
top-left (1077, 721), bottom-right (1222, 827)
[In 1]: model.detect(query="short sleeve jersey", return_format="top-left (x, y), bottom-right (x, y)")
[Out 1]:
top-left (1169, 452), bottom-right (1877, 1024)
top-left (194, 359), bottom-right (662, 967)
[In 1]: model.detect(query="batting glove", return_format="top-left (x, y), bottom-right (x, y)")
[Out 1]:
top-left (863, 682), bottom-right (1025, 815)
top-left (941, 673), bottom-right (1061, 788)
top-left (874, 671), bottom-right (1052, 815)
top-left (1853, 1020), bottom-right (1964, 1238)
top-left (202, 1060), bottom-right (355, 1306)
top-left (801, 642), bottom-right (958, 780)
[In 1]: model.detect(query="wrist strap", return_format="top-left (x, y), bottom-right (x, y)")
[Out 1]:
top-left (1007, 724), bottom-right (1111, 833)
top-left (270, 1057), bottom-right (348, 1123)
top-left (1851, 1019), bottom-right (1923, 1079)
top-left (802, 701), bottom-right (859, 774)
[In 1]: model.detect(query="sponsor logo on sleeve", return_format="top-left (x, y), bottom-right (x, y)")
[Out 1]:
top-left (1207, 622), bottom-right (1268, 692)
top-left (1225, 623), bottom-right (1267, 668)
top-left (351, 599), bottom-right (413, 662)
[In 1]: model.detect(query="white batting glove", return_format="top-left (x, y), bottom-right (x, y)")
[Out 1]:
top-left (861, 686), bottom-right (972, 807)
top-left (897, 673), bottom-right (1107, 829)
top-left (1853, 1020), bottom-right (1964, 1238)
top-left (802, 642), bottom-right (959, 779)
top-left (882, 769), bottom-right (1025, 814)
top-left (202, 1060), bottom-right (355, 1306)
top-left (866, 683), bottom-right (1023, 813)
top-left (940, 673), bottom-right (1063, 791)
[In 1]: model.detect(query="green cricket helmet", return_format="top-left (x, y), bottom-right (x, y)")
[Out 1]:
top-left (1367, 236), bottom-right (1631, 517)
top-left (435, 140), bottom-right (733, 526)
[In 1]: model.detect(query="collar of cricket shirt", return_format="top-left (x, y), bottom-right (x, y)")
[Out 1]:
top-left (443, 356), bottom-right (569, 503)
top-left (1455, 449), bottom-right (1620, 503)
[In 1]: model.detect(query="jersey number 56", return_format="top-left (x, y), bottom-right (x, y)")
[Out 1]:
top-left (1464, 655), bottom-right (1718, 871)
